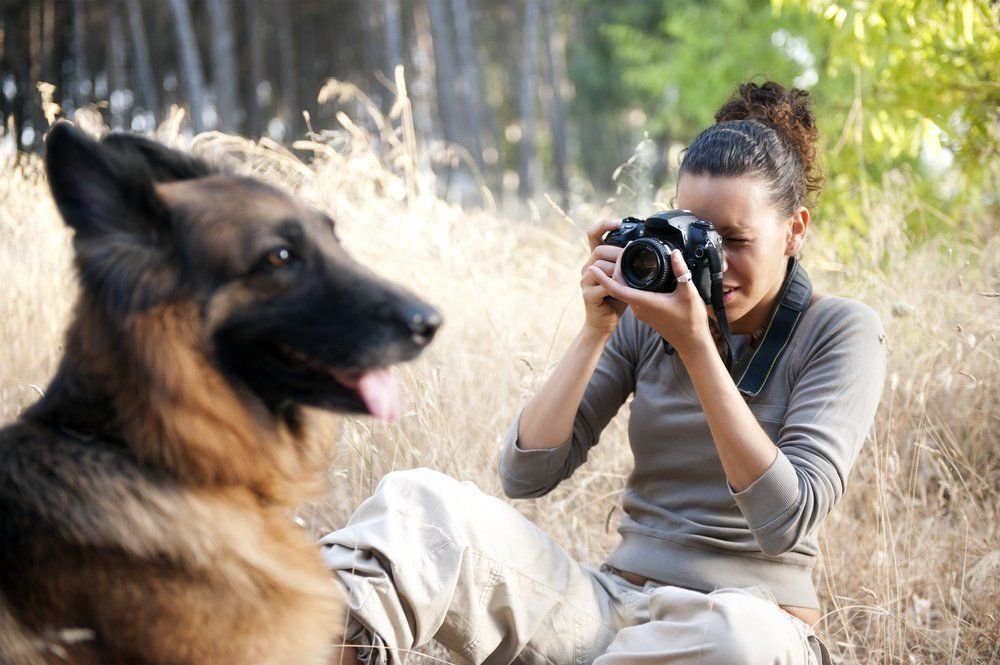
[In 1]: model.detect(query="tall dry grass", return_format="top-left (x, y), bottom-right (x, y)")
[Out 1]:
top-left (0, 89), bottom-right (997, 663)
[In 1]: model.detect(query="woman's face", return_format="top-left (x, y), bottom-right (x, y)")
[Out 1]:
top-left (675, 174), bottom-right (808, 335)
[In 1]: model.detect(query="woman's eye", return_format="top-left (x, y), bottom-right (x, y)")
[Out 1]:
top-left (725, 237), bottom-right (749, 245)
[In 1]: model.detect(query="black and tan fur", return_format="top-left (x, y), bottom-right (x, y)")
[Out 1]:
top-left (0, 122), bottom-right (440, 664)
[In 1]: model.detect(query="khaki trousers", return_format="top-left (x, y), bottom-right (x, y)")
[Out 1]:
top-left (319, 468), bottom-right (826, 665)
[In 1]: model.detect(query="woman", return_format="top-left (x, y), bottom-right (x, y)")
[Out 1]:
top-left (322, 81), bottom-right (885, 664)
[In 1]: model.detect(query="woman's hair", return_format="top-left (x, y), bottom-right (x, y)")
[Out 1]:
top-left (679, 81), bottom-right (823, 214)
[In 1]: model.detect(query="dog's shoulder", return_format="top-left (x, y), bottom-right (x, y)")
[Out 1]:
top-left (0, 416), bottom-right (335, 576)
top-left (0, 420), bottom-right (180, 558)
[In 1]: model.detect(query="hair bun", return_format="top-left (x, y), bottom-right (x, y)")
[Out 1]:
top-left (715, 81), bottom-right (823, 199)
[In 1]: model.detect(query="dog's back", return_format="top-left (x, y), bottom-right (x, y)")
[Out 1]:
top-left (0, 123), bottom-right (440, 663)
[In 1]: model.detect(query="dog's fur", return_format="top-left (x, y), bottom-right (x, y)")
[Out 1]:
top-left (0, 123), bottom-right (440, 664)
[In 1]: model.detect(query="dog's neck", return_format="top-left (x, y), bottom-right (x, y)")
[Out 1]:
top-left (29, 298), bottom-right (331, 505)
top-left (26, 359), bottom-right (127, 448)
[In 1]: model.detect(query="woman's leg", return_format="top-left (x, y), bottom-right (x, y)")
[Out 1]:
top-left (593, 585), bottom-right (822, 665)
top-left (320, 468), bottom-right (638, 665)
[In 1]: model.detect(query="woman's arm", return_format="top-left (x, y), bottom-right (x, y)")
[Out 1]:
top-left (587, 250), bottom-right (777, 490)
top-left (675, 336), bottom-right (779, 491)
top-left (517, 325), bottom-right (614, 450)
top-left (589, 255), bottom-right (886, 554)
top-left (517, 218), bottom-right (625, 450)
top-left (499, 318), bottom-right (636, 498)
top-left (500, 219), bottom-right (638, 496)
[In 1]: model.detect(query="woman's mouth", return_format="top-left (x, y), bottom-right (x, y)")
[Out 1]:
top-left (723, 286), bottom-right (738, 303)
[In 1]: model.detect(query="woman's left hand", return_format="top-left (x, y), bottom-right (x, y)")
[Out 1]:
top-left (587, 249), bottom-right (715, 357)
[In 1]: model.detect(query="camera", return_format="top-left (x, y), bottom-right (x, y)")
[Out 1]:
top-left (602, 210), bottom-right (723, 303)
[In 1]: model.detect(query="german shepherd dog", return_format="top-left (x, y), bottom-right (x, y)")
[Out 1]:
top-left (0, 122), bottom-right (441, 664)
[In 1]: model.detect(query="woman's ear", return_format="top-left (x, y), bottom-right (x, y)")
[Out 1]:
top-left (785, 207), bottom-right (810, 255)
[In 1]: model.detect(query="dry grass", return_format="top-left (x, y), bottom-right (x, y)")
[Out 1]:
top-left (1, 92), bottom-right (997, 663)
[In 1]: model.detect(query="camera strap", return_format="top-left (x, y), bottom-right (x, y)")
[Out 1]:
top-left (733, 257), bottom-right (813, 397)
top-left (707, 245), bottom-right (733, 370)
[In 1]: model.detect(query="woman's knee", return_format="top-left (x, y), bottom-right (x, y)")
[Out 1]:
top-left (616, 586), bottom-right (809, 664)
top-left (696, 590), bottom-right (788, 663)
top-left (321, 467), bottom-right (468, 569)
top-left (374, 467), bottom-right (457, 501)
top-left (342, 468), bottom-right (515, 556)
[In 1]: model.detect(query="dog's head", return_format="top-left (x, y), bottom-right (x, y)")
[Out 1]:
top-left (44, 122), bottom-right (441, 423)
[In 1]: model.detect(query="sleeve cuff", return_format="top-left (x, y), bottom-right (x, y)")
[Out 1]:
top-left (498, 411), bottom-right (573, 496)
top-left (730, 451), bottom-right (800, 530)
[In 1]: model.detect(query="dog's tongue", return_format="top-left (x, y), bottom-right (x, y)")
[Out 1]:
top-left (341, 368), bottom-right (401, 422)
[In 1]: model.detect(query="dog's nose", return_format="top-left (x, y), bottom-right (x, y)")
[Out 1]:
top-left (404, 304), bottom-right (442, 346)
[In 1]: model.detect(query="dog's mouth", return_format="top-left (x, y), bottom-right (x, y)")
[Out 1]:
top-left (214, 294), bottom-right (440, 421)
top-left (246, 340), bottom-right (403, 421)
top-left (276, 343), bottom-right (402, 421)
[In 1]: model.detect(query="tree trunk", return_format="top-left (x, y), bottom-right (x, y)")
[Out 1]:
top-left (69, 0), bottom-right (89, 111)
top-left (5, 2), bottom-right (32, 150)
top-left (124, 0), bottom-right (160, 125)
top-left (39, 0), bottom-right (69, 117)
top-left (0, 4), bottom-right (11, 143)
top-left (541, 0), bottom-right (568, 208)
top-left (382, 0), bottom-right (404, 75)
top-left (274, 0), bottom-right (298, 139)
top-left (26, 0), bottom-right (44, 135)
top-left (107, 0), bottom-right (129, 129)
top-left (518, 0), bottom-right (541, 199)
top-left (426, 0), bottom-right (462, 146)
top-left (0, 6), bottom-right (6, 129)
top-left (359, 4), bottom-right (380, 107)
top-left (409, 0), bottom-right (437, 142)
top-left (300, 3), bottom-right (322, 130)
top-left (242, 0), bottom-right (264, 138)
top-left (205, 0), bottom-right (240, 133)
top-left (167, 0), bottom-right (209, 132)
top-left (381, 0), bottom-right (403, 112)
top-left (450, 0), bottom-right (484, 170)
top-left (38, 0), bottom-right (55, 86)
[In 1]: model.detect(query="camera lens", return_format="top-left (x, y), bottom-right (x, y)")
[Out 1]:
top-left (621, 238), bottom-right (676, 292)
top-left (631, 248), bottom-right (660, 282)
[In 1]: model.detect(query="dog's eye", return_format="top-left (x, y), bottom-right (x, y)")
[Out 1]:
top-left (262, 247), bottom-right (294, 269)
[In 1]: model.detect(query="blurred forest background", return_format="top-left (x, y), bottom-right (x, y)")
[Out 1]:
top-left (0, 0), bottom-right (997, 242)
top-left (1, 2), bottom-right (999, 662)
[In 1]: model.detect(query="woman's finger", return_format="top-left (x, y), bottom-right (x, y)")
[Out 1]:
top-left (671, 250), bottom-right (694, 291)
top-left (588, 265), bottom-right (634, 304)
top-left (589, 264), bottom-right (674, 312)
top-left (587, 259), bottom-right (617, 278)
top-left (581, 245), bottom-right (622, 275)
top-left (587, 218), bottom-right (623, 252)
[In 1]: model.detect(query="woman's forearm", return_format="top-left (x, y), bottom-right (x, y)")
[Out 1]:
top-left (517, 326), bottom-right (612, 450)
top-left (678, 338), bottom-right (779, 492)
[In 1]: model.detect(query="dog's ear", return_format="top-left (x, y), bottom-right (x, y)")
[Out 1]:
top-left (101, 132), bottom-right (216, 183)
top-left (44, 121), bottom-right (169, 240)
top-left (45, 122), bottom-right (182, 314)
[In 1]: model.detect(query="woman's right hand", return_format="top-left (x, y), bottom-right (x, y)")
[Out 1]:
top-left (581, 219), bottom-right (627, 334)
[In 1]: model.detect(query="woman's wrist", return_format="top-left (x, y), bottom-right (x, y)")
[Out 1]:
top-left (580, 321), bottom-right (616, 345)
top-left (670, 322), bottom-right (717, 363)
top-left (518, 323), bottom-right (612, 450)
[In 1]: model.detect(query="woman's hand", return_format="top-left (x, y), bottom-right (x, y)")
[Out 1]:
top-left (587, 248), bottom-right (714, 357)
top-left (582, 219), bottom-right (628, 335)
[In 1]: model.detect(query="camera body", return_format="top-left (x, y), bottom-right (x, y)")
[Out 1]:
top-left (603, 210), bottom-right (723, 303)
